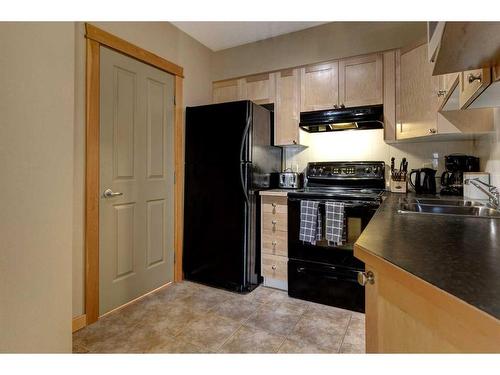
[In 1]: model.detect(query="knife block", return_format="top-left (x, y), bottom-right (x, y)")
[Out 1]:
top-left (390, 176), bottom-right (407, 193)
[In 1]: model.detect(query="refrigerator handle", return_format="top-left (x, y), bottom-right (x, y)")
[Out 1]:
top-left (239, 108), bottom-right (252, 205)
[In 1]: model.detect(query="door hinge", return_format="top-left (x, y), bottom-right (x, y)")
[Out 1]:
top-left (173, 95), bottom-right (176, 106)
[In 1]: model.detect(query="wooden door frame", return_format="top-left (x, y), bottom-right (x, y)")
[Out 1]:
top-left (85, 23), bottom-right (184, 325)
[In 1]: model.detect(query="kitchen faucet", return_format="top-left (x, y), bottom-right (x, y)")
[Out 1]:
top-left (464, 178), bottom-right (500, 209)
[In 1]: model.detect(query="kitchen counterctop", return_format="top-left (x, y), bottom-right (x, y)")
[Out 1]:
top-left (355, 192), bottom-right (500, 320)
top-left (259, 189), bottom-right (292, 197)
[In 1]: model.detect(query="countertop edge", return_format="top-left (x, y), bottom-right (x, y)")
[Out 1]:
top-left (354, 238), bottom-right (500, 325)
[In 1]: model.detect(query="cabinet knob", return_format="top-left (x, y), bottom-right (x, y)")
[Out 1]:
top-left (271, 202), bottom-right (277, 207)
top-left (271, 220), bottom-right (277, 225)
top-left (272, 240), bottom-right (277, 249)
top-left (437, 90), bottom-right (447, 97)
top-left (271, 265), bottom-right (277, 270)
top-left (428, 128), bottom-right (437, 134)
top-left (340, 103), bottom-right (345, 109)
top-left (357, 271), bottom-right (375, 286)
top-left (293, 140), bottom-right (297, 145)
top-left (468, 73), bottom-right (482, 84)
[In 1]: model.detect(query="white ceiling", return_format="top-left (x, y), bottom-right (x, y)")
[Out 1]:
top-left (171, 22), bottom-right (326, 51)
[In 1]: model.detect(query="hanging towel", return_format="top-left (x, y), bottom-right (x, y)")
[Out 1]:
top-left (299, 200), bottom-right (322, 245)
top-left (325, 201), bottom-right (345, 246)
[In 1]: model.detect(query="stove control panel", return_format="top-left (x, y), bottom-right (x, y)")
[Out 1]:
top-left (307, 162), bottom-right (385, 179)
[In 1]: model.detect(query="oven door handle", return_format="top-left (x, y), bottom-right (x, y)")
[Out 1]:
top-left (296, 266), bottom-right (359, 283)
top-left (287, 197), bottom-right (378, 208)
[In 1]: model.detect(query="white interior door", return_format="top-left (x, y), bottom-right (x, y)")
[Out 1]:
top-left (99, 46), bottom-right (175, 315)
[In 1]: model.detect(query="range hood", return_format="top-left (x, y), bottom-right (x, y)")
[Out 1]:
top-left (299, 105), bottom-right (384, 133)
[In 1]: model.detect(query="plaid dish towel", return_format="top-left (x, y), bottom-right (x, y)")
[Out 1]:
top-left (299, 200), bottom-right (322, 245)
top-left (325, 201), bottom-right (345, 246)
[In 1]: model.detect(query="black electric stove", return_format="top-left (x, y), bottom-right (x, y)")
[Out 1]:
top-left (287, 161), bottom-right (385, 313)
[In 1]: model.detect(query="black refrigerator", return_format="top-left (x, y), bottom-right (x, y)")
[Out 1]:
top-left (183, 100), bottom-right (282, 293)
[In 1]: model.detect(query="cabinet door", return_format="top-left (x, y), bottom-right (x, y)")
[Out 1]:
top-left (397, 44), bottom-right (439, 139)
top-left (212, 79), bottom-right (242, 103)
top-left (275, 69), bottom-right (300, 146)
top-left (383, 50), bottom-right (400, 142)
top-left (240, 73), bottom-right (275, 104)
top-left (300, 62), bottom-right (338, 112)
top-left (339, 54), bottom-right (383, 108)
top-left (437, 72), bottom-right (460, 111)
top-left (458, 68), bottom-right (491, 109)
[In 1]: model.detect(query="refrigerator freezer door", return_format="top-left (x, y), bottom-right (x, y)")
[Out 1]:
top-left (184, 101), bottom-right (252, 291)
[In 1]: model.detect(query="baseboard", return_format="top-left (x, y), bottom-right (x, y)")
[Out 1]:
top-left (72, 314), bottom-right (87, 333)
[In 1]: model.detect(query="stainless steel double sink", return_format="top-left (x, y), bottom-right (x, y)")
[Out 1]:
top-left (398, 198), bottom-right (500, 219)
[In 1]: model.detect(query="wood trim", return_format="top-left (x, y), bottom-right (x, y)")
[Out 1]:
top-left (85, 23), bottom-right (184, 78)
top-left (85, 38), bottom-right (100, 325)
top-left (84, 27), bottom-right (184, 326)
top-left (72, 314), bottom-right (87, 333)
top-left (174, 75), bottom-right (184, 282)
top-left (245, 73), bottom-right (270, 83)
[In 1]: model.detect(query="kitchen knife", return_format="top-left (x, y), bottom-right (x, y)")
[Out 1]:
top-left (402, 157), bottom-right (407, 173)
top-left (391, 157), bottom-right (395, 172)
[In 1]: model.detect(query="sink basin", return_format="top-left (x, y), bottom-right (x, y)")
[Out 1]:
top-left (411, 198), bottom-right (487, 207)
top-left (398, 198), bottom-right (500, 218)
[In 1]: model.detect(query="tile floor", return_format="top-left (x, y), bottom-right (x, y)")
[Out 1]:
top-left (73, 281), bottom-right (365, 354)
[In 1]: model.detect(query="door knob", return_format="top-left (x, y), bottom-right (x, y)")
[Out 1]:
top-left (103, 188), bottom-right (123, 198)
top-left (357, 271), bottom-right (375, 286)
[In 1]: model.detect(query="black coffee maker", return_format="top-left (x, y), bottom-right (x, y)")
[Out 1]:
top-left (440, 154), bottom-right (480, 195)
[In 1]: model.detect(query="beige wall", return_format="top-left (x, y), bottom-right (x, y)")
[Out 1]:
top-left (284, 130), bottom-right (476, 188)
top-left (474, 109), bottom-right (500, 186)
top-left (0, 23), bottom-right (75, 352)
top-left (72, 22), bottom-right (213, 317)
top-left (212, 22), bottom-right (427, 81)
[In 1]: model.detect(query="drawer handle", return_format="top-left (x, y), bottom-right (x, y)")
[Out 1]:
top-left (437, 90), bottom-right (447, 97)
top-left (272, 240), bottom-right (277, 250)
top-left (271, 265), bottom-right (277, 270)
top-left (468, 73), bottom-right (482, 84)
top-left (428, 128), bottom-right (437, 134)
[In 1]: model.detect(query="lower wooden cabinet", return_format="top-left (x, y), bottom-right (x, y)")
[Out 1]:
top-left (355, 246), bottom-right (500, 353)
top-left (261, 194), bottom-right (288, 290)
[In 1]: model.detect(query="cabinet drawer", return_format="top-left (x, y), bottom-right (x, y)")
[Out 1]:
top-left (262, 195), bottom-right (288, 215)
top-left (262, 254), bottom-right (288, 282)
top-left (262, 212), bottom-right (287, 232)
top-left (262, 229), bottom-right (287, 257)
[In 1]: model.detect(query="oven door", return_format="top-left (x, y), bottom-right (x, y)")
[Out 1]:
top-left (287, 196), bottom-right (379, 268)
top-left (288, 259), bottom-right (365, 312)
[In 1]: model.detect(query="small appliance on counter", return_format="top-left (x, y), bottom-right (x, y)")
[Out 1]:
top-left (463, 172), bottom-right (490, 200)
top-left (440, 154), bottom-right (480, 196)
top-left (279, 168), bottom-right (303, 189)
top-left (390, 157), bottom-right (408, 193)
top-left (409, 168), bottom-right (437, 195)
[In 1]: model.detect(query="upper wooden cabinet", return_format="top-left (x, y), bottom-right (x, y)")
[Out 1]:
top-left (458, 68), bottom-right (491, 109)
top-left (339, 54), bottom-right (383, 108)
top-left (300, 62), bottom-right (338, 112)
top-left (212, 79), bottom-right (242, 103)
top-left (275, 69), bottom-right (301, 146)
top-left (382, 50), bottom-right (399, 142)
top-left (397, 44), bottom-right (440, 140)
top-left (430, 22), bottom-right (500, 76)
top-left (239, 73), bottom-right (276, 105)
